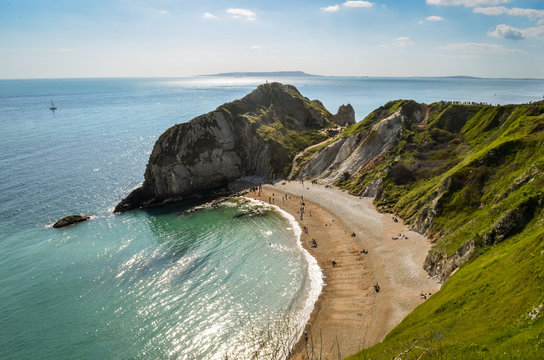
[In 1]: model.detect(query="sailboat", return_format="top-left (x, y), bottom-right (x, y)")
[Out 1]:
top-left (49, 100), bottom-right (57, 111)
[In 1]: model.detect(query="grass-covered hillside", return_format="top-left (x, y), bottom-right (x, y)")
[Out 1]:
top-left (339, 100), bottom-right (544, 359)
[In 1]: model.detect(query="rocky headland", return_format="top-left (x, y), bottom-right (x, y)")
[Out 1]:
top-left (114, 82), bottom-right (353, 212)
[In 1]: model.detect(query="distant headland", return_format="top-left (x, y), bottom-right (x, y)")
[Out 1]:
top-left (199, 72), bottom-right (543, 81)
top-left (202, 71), bottom-right (319, 77)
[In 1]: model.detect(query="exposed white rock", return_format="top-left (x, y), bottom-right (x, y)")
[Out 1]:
top-left (300, 111), bottom-right (405, 184)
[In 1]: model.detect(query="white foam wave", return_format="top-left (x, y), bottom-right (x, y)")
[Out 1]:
top-left (244, 197), bottom-right (324, 351)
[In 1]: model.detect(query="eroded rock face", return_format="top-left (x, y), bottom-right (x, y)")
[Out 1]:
top-left (115, 83), bottom-right (334, 212)
top-left (299, 110), bottom-right (408, 184)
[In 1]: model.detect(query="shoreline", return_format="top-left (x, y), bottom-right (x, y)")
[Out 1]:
top-left (244, 196), bottom-right (324, 354)
top-left (246, 182), bottom-right (441, 359)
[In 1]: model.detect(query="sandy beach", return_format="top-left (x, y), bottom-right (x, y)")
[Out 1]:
top-left (246, 182), bottom-right (441, 360)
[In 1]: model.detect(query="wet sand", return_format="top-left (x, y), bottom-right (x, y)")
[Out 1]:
top-left (246, 182), bottom-right (440, 360)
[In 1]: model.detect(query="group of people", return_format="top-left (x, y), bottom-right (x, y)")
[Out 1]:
top-left (420, 291), bottom-right (432, 299)
top-left (249, 184), bottom-right (263, 196)
top-left (299, 195), bottom-right (306, 220)
top-left (392, 233), bottom-right (409, 240)
top-left (265, 192), bottom-right (292, 205)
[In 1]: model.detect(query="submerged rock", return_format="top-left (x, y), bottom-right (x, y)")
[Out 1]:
top-left (115, 83), bottom-right (336, 212)
top-left (233, 208), bottom-right (267, 219)
top-left (53, 214), bottom-right (91, 228)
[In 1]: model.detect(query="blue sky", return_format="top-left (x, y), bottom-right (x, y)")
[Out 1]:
top-left (0, 0), bottom-right (543, 78)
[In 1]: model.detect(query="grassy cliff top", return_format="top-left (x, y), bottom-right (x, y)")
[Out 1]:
top-left (341, 100), bottom-right (544, 358)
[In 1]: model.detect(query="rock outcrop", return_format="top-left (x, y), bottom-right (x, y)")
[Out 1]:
top-left (115, 83), bottom-right (337, 212)
top-left (297, 102), bottom-right (426, 185)
top-left (332, 104), bottom-right (355, 126)
top-left (53, 214), bottom-right (91, 228)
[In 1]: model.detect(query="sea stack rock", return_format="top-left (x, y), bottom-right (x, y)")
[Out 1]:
top-left (115, 83), bottom-right (336, 212)
top-left (332, 104), bottom-right (356, 126)
top-left (53, 214), bottom-right (91, 228)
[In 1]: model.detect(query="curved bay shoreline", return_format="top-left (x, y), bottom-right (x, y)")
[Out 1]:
top-left (247, 182), bottom-right (441, 359)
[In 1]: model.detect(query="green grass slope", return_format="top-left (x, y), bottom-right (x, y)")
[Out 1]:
top-left (348, 222), bottom-right (544, 359)
top-left (340, 100), bottom-right (544, 359)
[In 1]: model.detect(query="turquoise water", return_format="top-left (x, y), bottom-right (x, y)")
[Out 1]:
top-left (1, 76), bottom-right (543, 359)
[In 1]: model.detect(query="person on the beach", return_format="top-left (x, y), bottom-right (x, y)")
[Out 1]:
top-left (332, 259), bottom-right (337, 267)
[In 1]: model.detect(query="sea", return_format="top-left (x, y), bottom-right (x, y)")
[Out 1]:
top-left (1, 75), bottom-right (543, 359)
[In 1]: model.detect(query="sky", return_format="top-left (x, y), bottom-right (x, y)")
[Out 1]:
top-left (0, 0), bottom-right (543, 79)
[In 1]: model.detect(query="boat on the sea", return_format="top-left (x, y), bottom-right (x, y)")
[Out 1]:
top-left (50, 100), bottom-right (57, 111)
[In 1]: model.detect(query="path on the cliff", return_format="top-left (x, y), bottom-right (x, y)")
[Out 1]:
top-left (287, 131), bottom-right (342, 179)
top-left (248, 182), bottom-right (441, 359)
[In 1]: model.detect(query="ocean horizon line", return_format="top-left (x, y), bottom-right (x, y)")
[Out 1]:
top-left (1, 74), bottom-right (543, 81)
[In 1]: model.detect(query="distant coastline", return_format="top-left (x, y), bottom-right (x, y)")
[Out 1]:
top-left (2, 73), bottom-right (543, 81)
top-left (202, 71), bottom-right (320, 77)
top-left (199, 72), bottom-right (543, 81)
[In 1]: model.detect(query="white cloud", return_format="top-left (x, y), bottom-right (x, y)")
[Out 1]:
top-left (203, 12), bottom-right (217, 19)
top-left (426, 0), bottom-right (511, 7)
top-left (438, 42), bottom-right (525, 54)
top-left (227, 8), bottom-right (256, 21)
top-left (474, 6), bottom-right (544, 19)
top-left (488, 24), bottom-right (544, 41)
top-left (394, 36), bottom-right (414, 47)
top-left (343, 1), bottom-right (374, 8)
top-left (321, 5), bottom-right (340, 12)
top-left (525, 25), bottom-right (544, 40)
top-left (426, 15), bottom-right (445, 21)
top-left (251, 45), bottom-right (262, 50)
top-left (473, 6), bottom-right (505, 15)
top-left (489, 24), bottom-right (525, 40)
top-left (321, 1), bottom-right (374, 12)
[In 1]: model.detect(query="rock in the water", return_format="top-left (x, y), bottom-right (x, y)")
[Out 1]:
top-left (53, 214), bottom-right (91, 228)
top-left (233, 208), bottom-right (266, 218)
top-left (115, 83), bottom-right (336, 212)
top-left (332, 104), bottom-right (356, 126)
